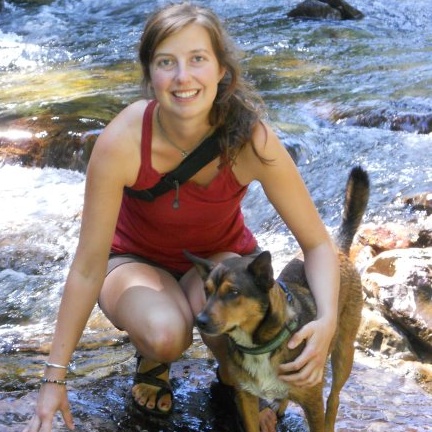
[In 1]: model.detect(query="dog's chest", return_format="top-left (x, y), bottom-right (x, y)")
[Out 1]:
top-left (237, 353), bottom-right (289, 401)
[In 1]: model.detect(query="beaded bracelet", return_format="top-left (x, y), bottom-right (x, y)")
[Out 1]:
top-left (40, 378), bottom-right (67, 386)
top-left (44, 361), bottom-right (69, 370)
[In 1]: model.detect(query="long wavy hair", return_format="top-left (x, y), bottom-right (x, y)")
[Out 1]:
top-left (138, 2), bottom-right (267, 162)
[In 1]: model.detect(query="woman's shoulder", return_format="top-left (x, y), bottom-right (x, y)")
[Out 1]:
top-left (97, 99), bottom-right (150, 146)
top-left (233, 121), bottom-right (294, 183)
top-left (114, 99), bottom-right (151, 126)
top-left (88, 100), bottom-right (152, 183)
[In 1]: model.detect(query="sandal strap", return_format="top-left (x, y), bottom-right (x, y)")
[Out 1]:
top-left (134, 354), bottom-right (172, 395)
top-left (136, 362), bottom-right (169, 377)
top-left (134, 372), bottom-right (172, 394)
top-left (135, 353), bottom-right (169, 375)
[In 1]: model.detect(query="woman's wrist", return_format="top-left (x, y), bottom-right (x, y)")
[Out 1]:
top-left (315, 314), bottom-right (337, 333)
top-left (40, 377), bottom-right (67, 386)
top-left (44, 361), bottom-right (69, 370)
top-left (43, 360), bottom-right (70, 380)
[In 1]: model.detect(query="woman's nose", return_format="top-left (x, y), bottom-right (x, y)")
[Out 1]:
top-left (175, 62), bottom-right (191, 82)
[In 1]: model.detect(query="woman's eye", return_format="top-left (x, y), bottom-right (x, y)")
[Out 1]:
top-left (157, 58), bottom-right (174, 69)
top-left (192, 55), bottom-right (206, 64)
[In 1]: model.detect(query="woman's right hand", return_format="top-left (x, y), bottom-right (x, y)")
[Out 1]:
top-left (23, 384), bottom-right (74, 432)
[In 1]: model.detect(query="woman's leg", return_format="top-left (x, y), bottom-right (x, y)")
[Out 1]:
top-left (99, 261), bottom-right (194, 413)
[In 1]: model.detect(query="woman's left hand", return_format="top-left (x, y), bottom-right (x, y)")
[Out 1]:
top-left (277, 317), bottom-right (335, 387)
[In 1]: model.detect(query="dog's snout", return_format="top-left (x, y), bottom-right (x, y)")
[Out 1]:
top-left (195, 312), bottom-right (210, 330)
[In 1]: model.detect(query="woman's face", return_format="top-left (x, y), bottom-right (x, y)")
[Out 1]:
top-left (149, 23), bottom-right (226, 121)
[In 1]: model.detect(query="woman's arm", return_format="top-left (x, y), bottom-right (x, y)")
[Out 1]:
top-left (48, 101), bottom-right (143, 372)
top-left (235, 123), bottom-right (340, 387)
top-left (24, 102), bottom-right (145, 432)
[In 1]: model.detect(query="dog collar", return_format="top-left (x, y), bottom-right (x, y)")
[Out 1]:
top-left (234, 320), bottom-right (298, 356)
top-left (234, 281), bottom-right (298, 356)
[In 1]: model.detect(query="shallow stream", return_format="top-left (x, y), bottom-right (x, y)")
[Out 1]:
top-left (1, 0), bottom-right (431, 430)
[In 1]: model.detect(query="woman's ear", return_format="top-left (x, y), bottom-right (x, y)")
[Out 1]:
top-left (218, 66), bottom-right (227, 82)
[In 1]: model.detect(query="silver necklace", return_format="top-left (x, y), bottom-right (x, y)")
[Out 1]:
top-left (157, 107), bottom-right (213, 159)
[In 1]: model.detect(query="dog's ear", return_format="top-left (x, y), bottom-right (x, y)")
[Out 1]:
top-left (247, 251), bottom-right (274, 291)
top-left (183, 250), bottom-right (216, 280)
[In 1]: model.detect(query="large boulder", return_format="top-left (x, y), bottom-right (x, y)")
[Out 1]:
top-left (362, 247), bottom-right (432, 352)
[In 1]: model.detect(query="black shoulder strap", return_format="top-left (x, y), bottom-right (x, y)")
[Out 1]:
top-left (124, 128), bottom-right (222, 202)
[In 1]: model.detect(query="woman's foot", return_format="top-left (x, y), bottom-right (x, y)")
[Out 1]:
top-left (131, 355), bottom-right (173, 416)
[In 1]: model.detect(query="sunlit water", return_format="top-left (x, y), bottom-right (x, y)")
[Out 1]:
top-left (1, 0), bottom-right (431, 430)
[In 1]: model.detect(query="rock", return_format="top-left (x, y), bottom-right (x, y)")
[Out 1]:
top-left (0, 115), bottom-right (100, 172)
top-left (398, 192), bottom-right (432, 216)
top-left (362, 247), bottom-right (432, 353)
top-left (288, 0), bottom-right (342, 20)
top-left (344, 110), bottom-right (432, 134)
top-left (356, 307), bottom-right (417, 360)
top-left (321, 0), bottom-right (364, 19)
top-left (390, 113), bottom-right (432, 134)
top-left (356, 222), bottom-right (430, 253)
top-left (287, 0), bottom-right (364, 20)
top-left (357, 222), bottom-right (413, 252)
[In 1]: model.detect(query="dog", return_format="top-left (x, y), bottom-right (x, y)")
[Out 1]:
top-left (185, 166), bottom-right (369, 432)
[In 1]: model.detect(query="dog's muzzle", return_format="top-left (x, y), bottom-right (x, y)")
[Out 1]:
top-left (195, 312), bottom-right (214, 333)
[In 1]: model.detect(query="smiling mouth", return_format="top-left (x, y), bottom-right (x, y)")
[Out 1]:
top-left (173, 90), bottom-right (199, 99)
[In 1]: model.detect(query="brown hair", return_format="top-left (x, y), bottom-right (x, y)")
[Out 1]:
top-left (138, 2), bottom-right (266, 161)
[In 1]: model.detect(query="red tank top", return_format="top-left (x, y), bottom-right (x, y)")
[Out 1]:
top-left (111, 100), bottom-right (257, 274)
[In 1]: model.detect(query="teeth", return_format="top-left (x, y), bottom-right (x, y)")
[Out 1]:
top-left (174, 90), bottom-right (198, 98)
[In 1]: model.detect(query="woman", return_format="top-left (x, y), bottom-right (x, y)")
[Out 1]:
top-left (24, 3), bottom-right (339, 432)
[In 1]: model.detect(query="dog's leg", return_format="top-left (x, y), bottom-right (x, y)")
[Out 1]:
top-left (325, 344), bottom-right (354, 432)
top-left (292, 385), bottom-right (325, 432)
top-left (236, 390), bottom-right (260, 432)
top-left (325, 319), bottom-right (361, 430)
top-left (276, 397), bottom-right (289, 418)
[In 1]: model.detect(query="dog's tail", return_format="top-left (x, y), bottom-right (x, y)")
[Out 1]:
top-left (337, 166), bottom-right (370, 255)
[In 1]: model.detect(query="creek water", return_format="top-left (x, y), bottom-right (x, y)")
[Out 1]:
top-left (0, 0), bottom-right (431, 431)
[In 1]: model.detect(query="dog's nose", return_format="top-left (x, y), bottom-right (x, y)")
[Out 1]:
top-left (195, 312), bottom-right (210, 331)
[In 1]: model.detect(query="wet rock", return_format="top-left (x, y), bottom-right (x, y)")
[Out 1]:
top-left (6, 1), bottom-right (55, 6)
top-left (398, 192), bottom-right (432, 216)
top-left (362, 247), bottom-right (432, 353)
top-left (287, 0), bottom-right (364, 20)
top-left (287, 0), bottom-right (342, 20)
top-left (410, 361), bottom-right (432, 394)
top-left (0, 115), bottom-right (101, 172)
top-left (344, 109), bottom-right (432, 134)
top-left (390, 113), bottom-right (432, 134)
top-left (357, 307), bottom-right (417, 360)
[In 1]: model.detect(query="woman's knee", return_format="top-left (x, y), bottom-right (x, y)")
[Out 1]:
top-left (131, 321), bottom-right (193, 362)
top-left (116, 287), bottom-right (193, 361)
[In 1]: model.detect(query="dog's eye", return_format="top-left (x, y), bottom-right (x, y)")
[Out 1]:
top-left (225, 289), bottom-right (240, 300)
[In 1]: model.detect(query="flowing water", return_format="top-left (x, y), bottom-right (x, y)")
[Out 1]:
top-left (1, 0), bottom-right (431, 430)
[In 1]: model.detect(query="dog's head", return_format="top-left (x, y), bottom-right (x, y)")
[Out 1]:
top-left (184, 250), bottom-right (275, 336)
